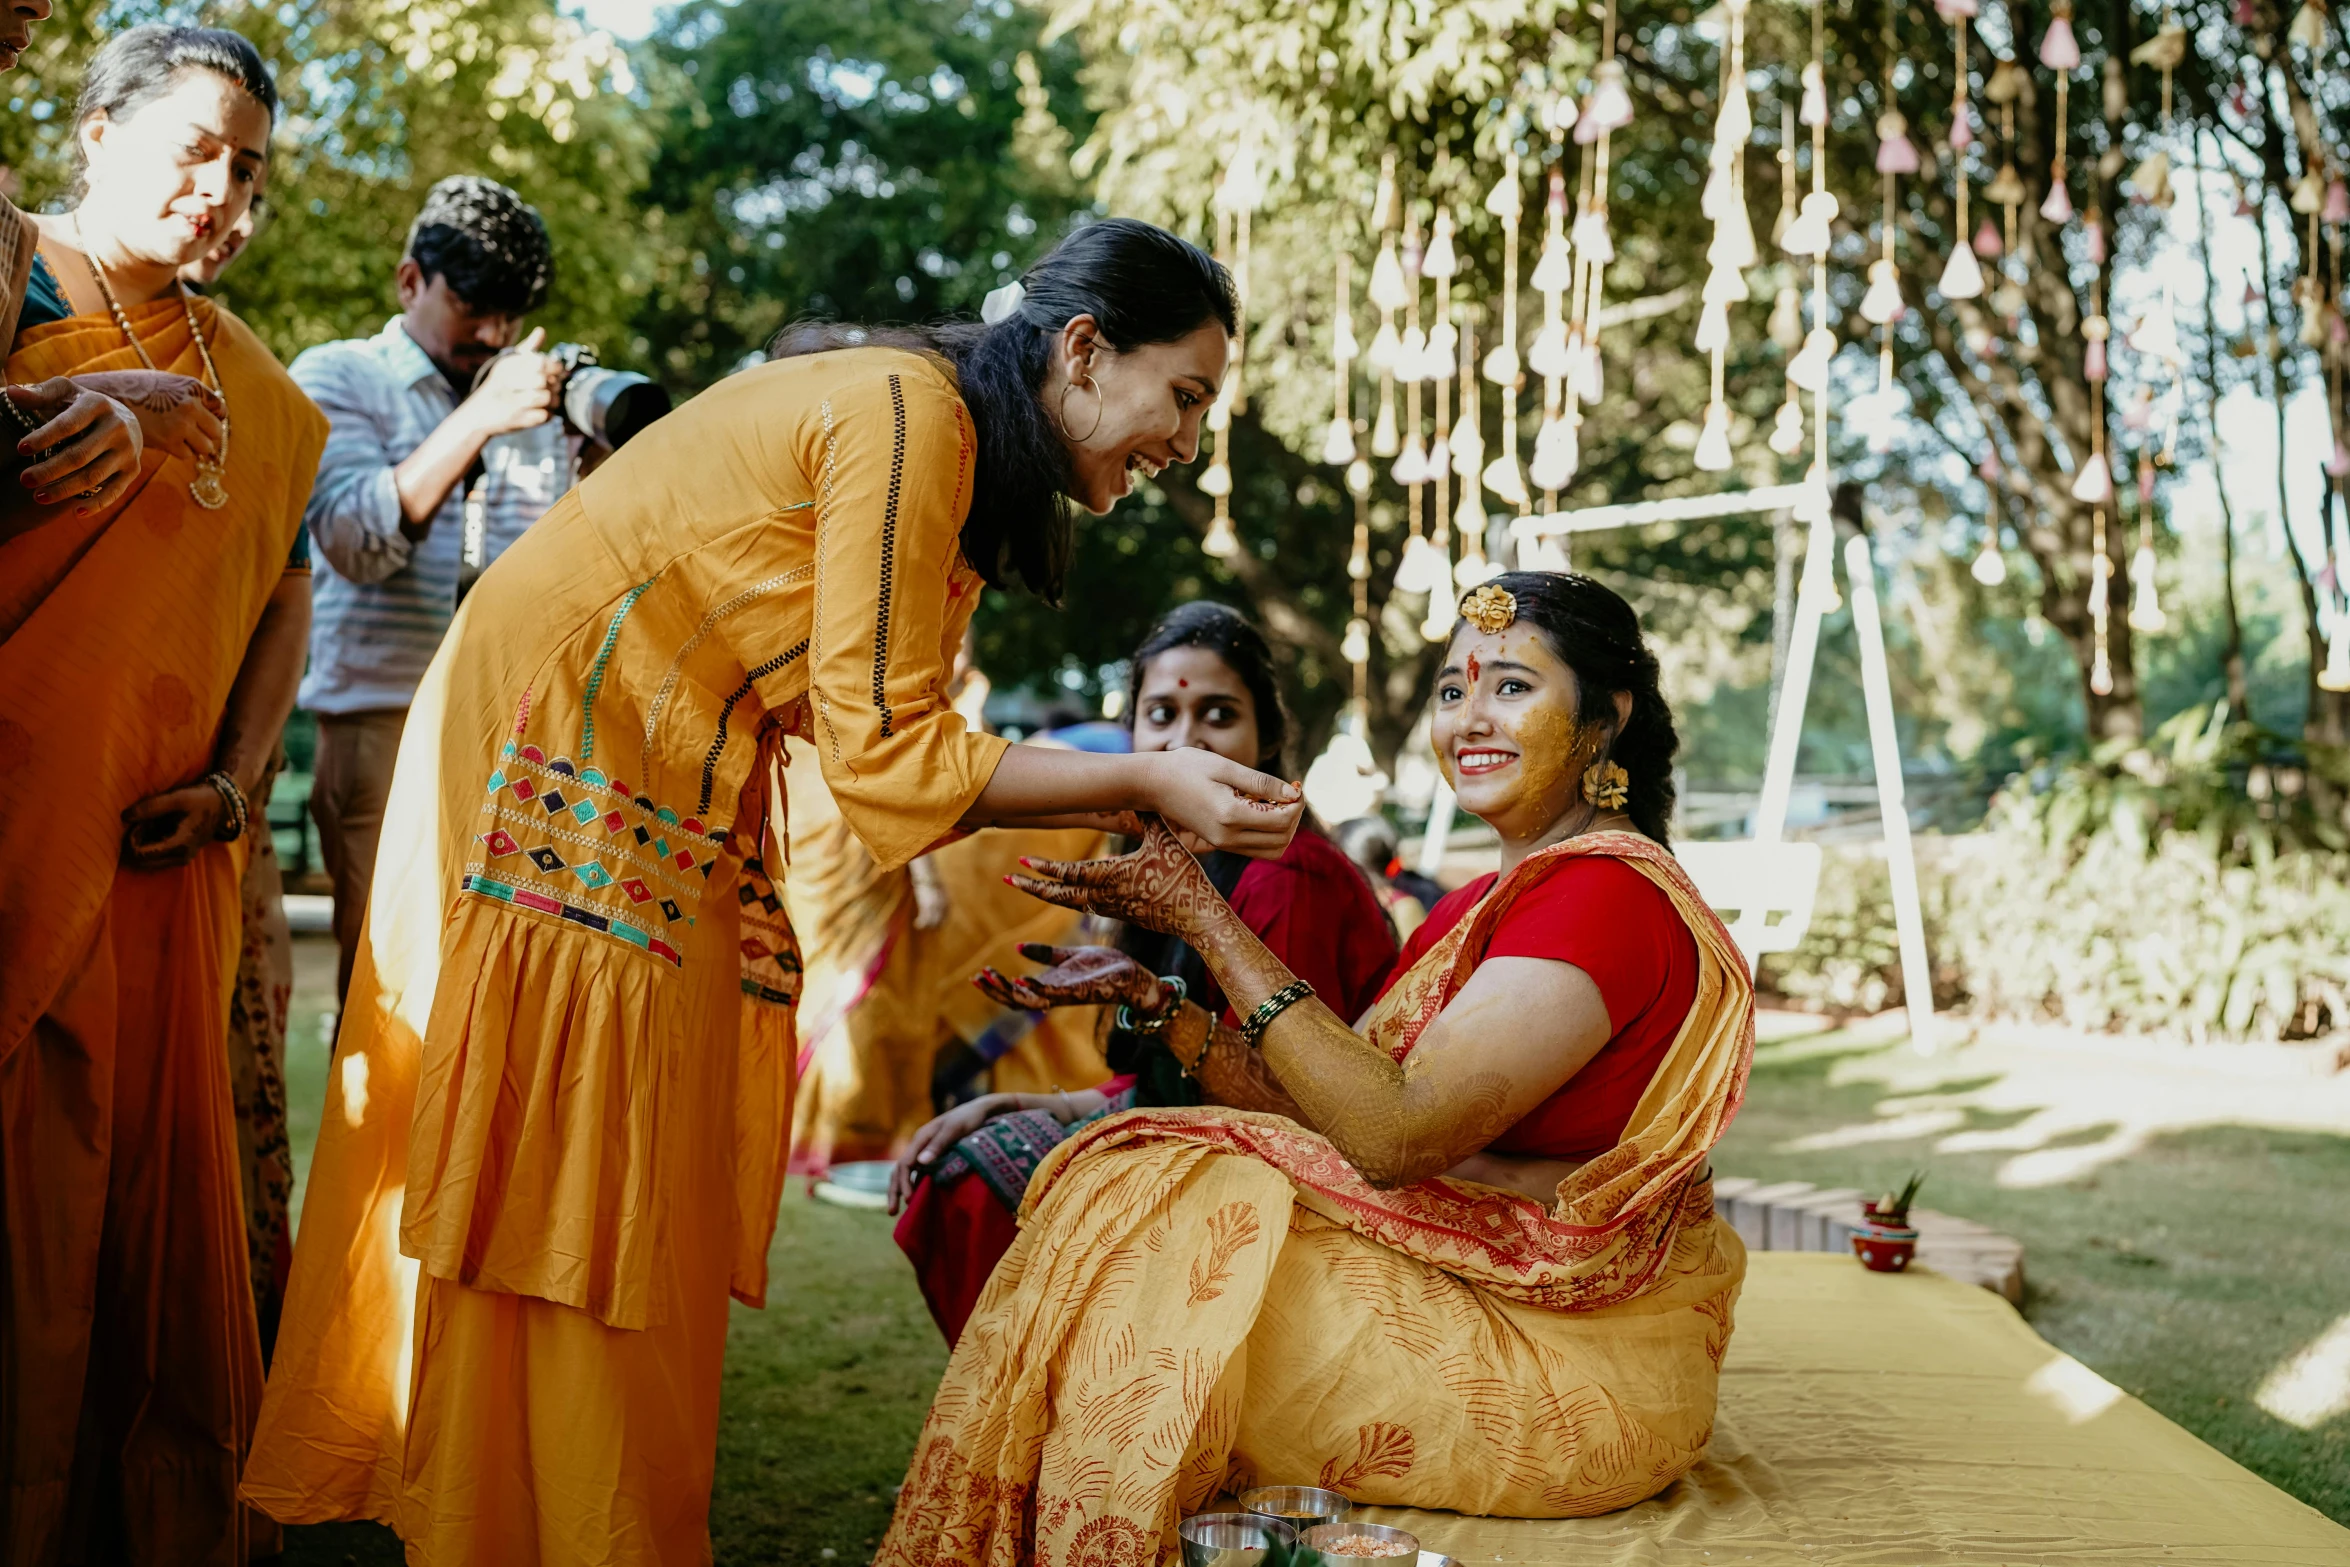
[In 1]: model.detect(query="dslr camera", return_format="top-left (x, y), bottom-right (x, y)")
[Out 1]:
top-left (544, 342), bottom-right (671, 449)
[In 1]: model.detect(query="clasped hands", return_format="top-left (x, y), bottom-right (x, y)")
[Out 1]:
top-left (8, 370), bottom-right (223, 518)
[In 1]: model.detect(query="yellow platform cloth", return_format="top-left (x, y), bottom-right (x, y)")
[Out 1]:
top-left (1361, 1252), bottom-right (2350, 1566)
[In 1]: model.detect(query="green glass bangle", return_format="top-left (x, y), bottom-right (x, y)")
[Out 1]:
top-left (1115, 973), bottom-right (1188, 1036)
top-left (1237, 979), bottom-right (1315, 1049)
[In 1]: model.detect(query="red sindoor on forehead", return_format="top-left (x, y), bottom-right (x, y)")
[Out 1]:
top-left (1466, 652), bottom-right (1481, 683)
top-left (1176, 679), bottom-right (1187, 687)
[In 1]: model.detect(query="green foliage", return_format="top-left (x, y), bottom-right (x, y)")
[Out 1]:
top-left (1764, 707), bottom-right (2350, 1042)
top-left (629, 0), bottom-right (1094, 387)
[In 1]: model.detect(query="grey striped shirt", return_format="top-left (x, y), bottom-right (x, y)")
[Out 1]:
top-left (293, 317), bottom-right (574, 714)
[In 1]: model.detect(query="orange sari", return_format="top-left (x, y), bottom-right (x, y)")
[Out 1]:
top-left (878, 833), bottom-right (1753, 1563)
top-left (0, 296), bottom-right (326, 1564)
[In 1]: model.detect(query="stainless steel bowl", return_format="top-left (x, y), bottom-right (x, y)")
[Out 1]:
top-left (1238, 1484), bottom-right (1352, 1535)
top-left (1179, 1510), bottom-right (1299, 1567)
top-left (1301, 1520), bottom-right (1421, 1564)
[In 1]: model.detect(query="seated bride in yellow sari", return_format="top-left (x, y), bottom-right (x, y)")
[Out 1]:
top-left (879, 571), bottom-right (1755, 1563)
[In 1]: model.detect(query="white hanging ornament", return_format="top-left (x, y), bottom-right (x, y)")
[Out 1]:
top-left (1346, 458), bottom-right (1373, 498)
top-left (1425, 434), bottom-right (1451, 485)
top-left (1769, 285), bottom-right (1805, 351)
top-left (1302, 724), bottom-right (1388, 824)
top-left (1423, 318), bottom-right (1459, 370)
top-left (1322, 417), bottom-right (1357, 467)
top-left (1585, 59), bottom-right (1635, 132)
top-left (2070, 451), bottom-right (2114, 505)
top-left (1521, 533), bottom-right (1572, 573)
top-left (1366, 319), bottom-right (1401, 375)
top-left (2289, 0), bottom-right (2328, 51)
top-left (2128, 544), bottom-right (2166, 632)
top-left (1530, 411), bottom-right (1579, 490)
top-left (1202, 511), bottom-right (1239, 557)
top-left (1198, 459), bottom-right (1232, 498)
top-left (1481, 342), bottom-right (1520, 386)
top-left (1447, 420), bottom-right (1483, 478)
top-left (1421, 211), bottom-right (1459, 279)
top-left (1768, 394), bottom-right (1807, 455)
top-left (1708, 198), bottom-right (1758, 272)
top-left (1970, 533), bottom-right (2007, 585)
top-left (1695, 298), bottom-right (1731, 355)
top-left (1482, 451), bottom-right (1528, 508)
top-left (1370, 399), bottom-right (1399, 458)
top-left (1395, 324), bottom-right (1428, 384)
top-left (1395, 531), bottom-right (1443, 593)
top-left (1367, 241), bottom-right (1409, 312)
top-left (1799, 60), bottom-right (1829, 126)
top-left (1570, 205), bottom-right (1614, 263)
top-left (1782, 190), bottom-right (1839, 257)
top-left (2131, 297), bottom-right (2183, 370)
top-left (1531, 232), bottom-right (1574, 294)
top-left (1340, 618), bottom-right (1372, 665)
top-left (1938, 243), bottom-right (1985, 300)
top-left (1693, 400), bottom-right (1734, 471)
top-left (1570, 336), bottom-right (1604, 403)
top-left (1787, 327), bottom-right (1836, 392)
top-left (1484, 168), bottom-right (1523, 221)
top-left (1860, 259), bottom-right (1906, 325)
top-left (1527, 320), bottom-right (1572, 378)
top-left (1390, 432), bottom-right (1430, 486)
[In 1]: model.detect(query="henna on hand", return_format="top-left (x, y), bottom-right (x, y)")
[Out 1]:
top-left (970, 944), bottom-right (1161, 1013)
top-left (1006, 815), bottom-right (1230, 939)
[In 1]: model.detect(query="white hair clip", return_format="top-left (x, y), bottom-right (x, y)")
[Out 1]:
top-left (981, 280), bottom-right (1027, 325)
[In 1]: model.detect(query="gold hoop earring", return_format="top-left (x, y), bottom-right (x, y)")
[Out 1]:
top-left (1581, 759), bottom-right (1630, 810)
top-left (1060, 375), bottom-right (1104, 443)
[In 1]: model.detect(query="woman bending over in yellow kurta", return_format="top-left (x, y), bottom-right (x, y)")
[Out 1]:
top-left (244, 219), bottom-right (1296, 1565)
top-left (880, 572), bottom-right (1757, 1565)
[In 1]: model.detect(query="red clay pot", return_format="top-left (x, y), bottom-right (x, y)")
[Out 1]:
top-left (1852, 1224), bottom-right (1918, 1273)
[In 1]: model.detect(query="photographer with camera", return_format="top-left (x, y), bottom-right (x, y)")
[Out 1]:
top-left (293, 176), bottom-right (588, 1000)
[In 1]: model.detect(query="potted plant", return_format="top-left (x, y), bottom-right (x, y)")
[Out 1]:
top-left (1852, 1171), bottom-right (1925, 1273)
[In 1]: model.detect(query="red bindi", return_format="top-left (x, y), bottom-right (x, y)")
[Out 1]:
top-left (1466, 652), bottom-right (1481, 683)
top-left (1176, 679), bottom-right (1187, 688)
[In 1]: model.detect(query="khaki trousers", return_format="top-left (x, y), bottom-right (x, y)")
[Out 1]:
top-left (309, 708), bottom-right (407, 1002)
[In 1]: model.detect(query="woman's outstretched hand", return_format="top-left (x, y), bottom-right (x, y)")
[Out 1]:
top-left (973, 944), bottom-right (1161, 1013)
top-left (1144, 747), bottom-right (1301, 859)
top-left (1009, 815), bottom-right (1227, 939)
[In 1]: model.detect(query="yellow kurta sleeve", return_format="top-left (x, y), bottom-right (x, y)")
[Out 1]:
top-left (803, 359), bottom-right (1010, 870)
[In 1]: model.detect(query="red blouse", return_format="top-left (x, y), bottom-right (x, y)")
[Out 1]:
top-left (1381, 855), bottom-right (1698, 1161)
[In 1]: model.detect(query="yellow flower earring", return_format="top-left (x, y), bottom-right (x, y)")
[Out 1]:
top-left (1581, 759), bottom-right (1631, 809)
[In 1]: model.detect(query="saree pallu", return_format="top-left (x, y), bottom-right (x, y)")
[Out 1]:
top-left (878, 833), bottom-right (1755, 1565)
top-left (228, 765), bottom-right (297, 1354)
top-left (0, 300), bottom-right (326, 1564)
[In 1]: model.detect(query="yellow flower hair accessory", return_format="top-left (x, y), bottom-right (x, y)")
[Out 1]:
top-left (1459, 583), bottom-right (1517, 635)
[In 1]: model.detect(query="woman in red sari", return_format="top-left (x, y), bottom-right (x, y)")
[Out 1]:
top-left (888, 602), bottom-right (1397, 1342)
top-left (879, 572), bottom-right (1753, 1563)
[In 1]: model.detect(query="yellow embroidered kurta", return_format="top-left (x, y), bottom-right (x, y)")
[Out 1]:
top-left (0, 299), bottom-right (326, 1566)
top-left (244, 347), bottom-right (1010, 1565)
top-left (879, 835), bottom-right (1755, 1564)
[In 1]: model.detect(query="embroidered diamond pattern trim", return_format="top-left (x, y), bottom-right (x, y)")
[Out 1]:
top-left (512, 777), bottom-right (536, 802)
top-left (527, 846), bottom-right (565, 874)
top-left (604, 811), bottom-right (627, 833)
top-left (621, 878), bottom-right (654, 904)
top-left (571, 800), bottom-right (600, 826)
top-left (660, 899), bottom-right (684, 922)
top-left (540, 789), bottom-right (569, 814)
top-left (483, 829), bottom-right (521, 857)
top-left (574, 862), bottom-right (614, 889)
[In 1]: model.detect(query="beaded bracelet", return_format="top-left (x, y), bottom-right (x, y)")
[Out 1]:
top-left (201, 769), bottom-right (250, 842)
top-left (2, 387), bottom-right (39, 436)
top-left (1115, 974), bottom-right (1188, 1036)
top-left (1237, 979), bottom-right (1315, 1049)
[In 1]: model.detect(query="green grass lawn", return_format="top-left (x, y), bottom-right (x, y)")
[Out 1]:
top-left (275, 951), bottom-right (2349, 1560)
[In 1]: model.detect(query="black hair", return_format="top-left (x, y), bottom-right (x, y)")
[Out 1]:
top-left (404, 175), bottom-right (554, 317)
top-left (1452, 570), bottom-right (1680, 846)
top-left (1332, 813), bottom-right (1398, 874)
top-left (1121, 600), bottom-right (1289, 774)
top-left (74, 25), bottom-right (279, 190)
top-left (769, 217), bottom-right (1237, 605)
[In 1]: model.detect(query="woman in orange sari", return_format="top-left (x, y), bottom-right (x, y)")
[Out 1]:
top-left (245, 218), bottom-right (1301, 1566)
top-left (880, 572), bottom-right (1755, 1563)
top-left (0, 26), bottom-right (324, 1564)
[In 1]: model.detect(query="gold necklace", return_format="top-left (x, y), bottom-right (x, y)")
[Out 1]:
top-left (71, 214), bottom-right (231, 510)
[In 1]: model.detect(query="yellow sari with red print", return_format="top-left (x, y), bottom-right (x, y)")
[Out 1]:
top-left (878, 832), bottom-right (1753, 1564)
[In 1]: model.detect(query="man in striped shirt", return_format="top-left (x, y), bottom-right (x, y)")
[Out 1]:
top-left (294, 176), bottom-right (577, 1000)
